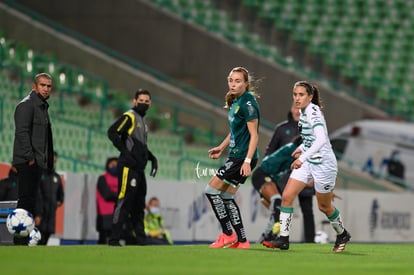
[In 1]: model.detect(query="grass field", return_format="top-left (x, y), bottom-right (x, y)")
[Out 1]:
top-left (1, 243), bottom-right (413, 274)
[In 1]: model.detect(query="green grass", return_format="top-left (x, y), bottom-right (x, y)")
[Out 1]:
top-left (1, 243), bottom-right (414, 274)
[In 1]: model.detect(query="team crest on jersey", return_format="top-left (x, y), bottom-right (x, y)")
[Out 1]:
top-left (130, 178), bottom-right (137, 187)
top-left (234, 106), bottom-right (240, 114)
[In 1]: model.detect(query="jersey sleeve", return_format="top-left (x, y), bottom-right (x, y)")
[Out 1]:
top-left (240, 96), bottom-right (259, 122)
top-left (298, 105), bottom-right (328, 163)
top-left (107, 114), bottom-right (133, 152)
top-left (308, 104), bottom-right (325, 128)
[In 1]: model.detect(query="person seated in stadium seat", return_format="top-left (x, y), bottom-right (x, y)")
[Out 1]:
top-left (144, 197), bottom-right (172, 245)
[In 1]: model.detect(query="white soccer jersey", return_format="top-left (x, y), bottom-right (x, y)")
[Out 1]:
top-left (291, 102), bottom-right (337, 192)
top-left (298, 102), bottom-right (333, 164)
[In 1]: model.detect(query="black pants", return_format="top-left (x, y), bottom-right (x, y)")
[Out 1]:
top-left (110, 166), bottom-right (147, 245)
top-left (14, 163), bottom-right (42, 245)
top-left (299, 195), bottom-right (315, 243)
top-left (97, 230), bottom-right (111, 244)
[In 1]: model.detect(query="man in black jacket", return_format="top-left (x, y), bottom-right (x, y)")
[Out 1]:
top-left (252, 105), bottom-right (315, 243)
top-left (12, 73), bottom-right (54, 245)
top-left (107, 89), bottom-right (158, 246)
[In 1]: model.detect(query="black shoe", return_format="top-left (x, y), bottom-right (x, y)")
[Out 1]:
top-left (332, 230), bottom-right (351, 253)
top-left (108, 239), bottom-right (122, 246)
top-left (262, 235), bottom-right (289, 250)
top-left (259, 232), bottom-right (277, 244)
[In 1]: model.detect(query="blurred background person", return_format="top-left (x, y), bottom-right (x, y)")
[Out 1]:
top-left (144, 197), bottom-right (173, 245)
top-left (0, 165), bottom-right (18, 201)
top-left (35, 151), bottom-right (64, 245)
top-left (96, 157), bottom-right (119, 244)
top-left (253, 105), bottom-right (315, 244)
top-left (386, 150), bottom-right (405, 186)
top-left (107, 89), bottom-right (158, 246)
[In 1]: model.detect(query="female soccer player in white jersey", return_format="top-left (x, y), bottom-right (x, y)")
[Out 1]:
top-left (263, 80), bottom-right (351, 252)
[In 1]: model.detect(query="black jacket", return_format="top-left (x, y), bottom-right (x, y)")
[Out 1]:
top-left (265, 111), bottom-right (299, 156)
top-left (107, 111), bottom-right (155, 171)
top-left (13, 91), bottom-right (54, 169)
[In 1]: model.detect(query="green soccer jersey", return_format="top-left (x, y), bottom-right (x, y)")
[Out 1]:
top-left (260, 142), bottom-right (297, 182)
top-left (228, 91), bottom-right (260, 159)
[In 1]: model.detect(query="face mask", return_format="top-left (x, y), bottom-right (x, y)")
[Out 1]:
top-left (134, 103), bottom-right (149, 116)
top-left (108, 166), bottom-right (118, 176)
top-left (149, 207), bottom-right (160, 215)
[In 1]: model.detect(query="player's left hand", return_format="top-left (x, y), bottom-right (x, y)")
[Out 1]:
top-left (291, 159), bottom-right (303, 170)
top-left (292, 148), bottom-right (302, 159)
top-left (150, 156), bottom-right (158, 177)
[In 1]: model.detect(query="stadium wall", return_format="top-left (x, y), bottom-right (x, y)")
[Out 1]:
top-left (58, 172), bottom-right (413, 244)
top-left (6, 0), bottom-right (387, 132)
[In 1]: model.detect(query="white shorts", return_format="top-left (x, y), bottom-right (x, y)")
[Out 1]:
top-left (290, 156), bottom-right (338, 193)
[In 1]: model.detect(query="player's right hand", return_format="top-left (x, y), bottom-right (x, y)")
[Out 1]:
top-left (208, 147), bottom-right (222, 159)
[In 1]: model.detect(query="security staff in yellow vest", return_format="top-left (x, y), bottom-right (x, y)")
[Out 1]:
top-left (107, 89), bottom-right (158, 246)
top-left (144, 197), bottom-right (173, 245)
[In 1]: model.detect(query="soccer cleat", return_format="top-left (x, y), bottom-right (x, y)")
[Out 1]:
top-left (332, 229), bottom-right (351, 253)
top-left (259, 232), bottom-right (277, 244)
top-left (272, 222), bottom-right (280, 235)
top-left (228, 241), bottom-right (250, 249)
top-left (209, 232), bottom-right (237, 248)
top-left (262, 235), bottom-right (289, 250)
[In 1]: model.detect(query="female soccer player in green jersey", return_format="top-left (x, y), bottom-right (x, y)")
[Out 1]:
top-left (204, 67), bottom-right (260, 249)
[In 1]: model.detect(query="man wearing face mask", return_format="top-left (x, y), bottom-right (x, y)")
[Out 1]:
top-left (96, 157), bottom-right (119, 244)
top-left (144, 197), bottom-right (172, 245)
top-left (107, 89), bottom-right (158, 246)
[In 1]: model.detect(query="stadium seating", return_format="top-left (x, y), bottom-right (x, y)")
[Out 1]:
top-left (148, 0), bottom-right (414, 120)
top-left (239, 0), bottom-right (414, 118)
top-left (0, 30), bottom-right (220, 179)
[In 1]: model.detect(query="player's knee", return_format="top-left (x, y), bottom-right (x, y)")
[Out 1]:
top-left (281, 192), bottom-right (295, 206)
top-left (204, 185), bottom-right (221, 195)
top-left (221, 191), bottom-right (235, 200)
